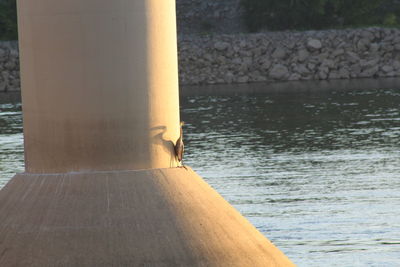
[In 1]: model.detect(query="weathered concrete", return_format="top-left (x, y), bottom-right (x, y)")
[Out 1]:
top-left (0, 168), bottom-right (294, 267)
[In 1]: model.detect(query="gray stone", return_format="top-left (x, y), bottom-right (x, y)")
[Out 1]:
top-left (393, 60), bottom-right (400, 70)
top-left (0, 79), bottom-right (6, 91)
top-left (9, 49), bottom-right (18, 57)
top-left (381, 65), bottom-right (394, 73)
top-left (297, 49), bottom-right (309, 62)
top-left (360, 30), bottom-right (375, 41)
top-left (288, 73), bottom-right (301, 81)
top-left (346, 51), bottom-right (360, 63)
top-left (204, 53), bottom-right (213, 61)
top-left (318, 71), bottom-right (328, 80)
top-left (237, 76), bottom-right (249, 83)
top-left (4, 61), bottom-right (16, 71)
top-left (306, 39), bottom-right (322, 50)
top-left (232, 57), bottom-right (242, 65)
top-left (307, 62), bottom-right (316, 71)
top-left (329, 71), bottom-right (340, 79)
top-left (271, 47), bottom-right (286, 59)
top-left (360, 58), bottom-right (379, 69)
top-left (332, 49), bottom-right (344, 58)
top-left (357, 38), bottom-right (370, 51)
top-left (242, 57), bottom-right (253, 66)
top-left (360, 66), bottom-right (379, 77)
top-left (269, 64), bottom-right (289, 80)
top-left (369, 43), bottom-right (379, 53)
top-left (294, 64), bottom-right (310, 76)
top-left (214, 41), bottom-right (230, 51)
top-left (259, 57), bottom-right (272, 70)
top-left (0, 48), bottom-right (8, 61)
top-left (350, 64), bottom-right (362, 75)
top-left (338, 68), bottom-right (350, 78)
top-left (321, 59), bottom-right (336, 69)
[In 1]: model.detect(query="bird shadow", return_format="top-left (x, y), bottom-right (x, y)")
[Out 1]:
top-left (150, 125), bottom-right (177, 168)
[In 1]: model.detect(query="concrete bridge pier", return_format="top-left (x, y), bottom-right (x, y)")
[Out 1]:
top-left (0, 0), bottom-right (295, 266)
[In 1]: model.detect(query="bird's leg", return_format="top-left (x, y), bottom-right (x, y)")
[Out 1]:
top-left (181, 159), bottom-right (188, 170)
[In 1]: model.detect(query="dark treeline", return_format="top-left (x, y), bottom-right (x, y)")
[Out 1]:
top-left (0, 0), bottom-right (17, 40)
top-left (1, 0), bottom-right (400, 40)
top-left (241, 0), bottom-right (400, 32)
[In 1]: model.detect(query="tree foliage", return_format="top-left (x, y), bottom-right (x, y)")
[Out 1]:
top-left (0, 0), bottom-right (17, 40)
top-left (241, 0), bottom-right (400, 32)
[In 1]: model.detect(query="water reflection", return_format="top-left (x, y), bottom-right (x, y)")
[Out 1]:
top-left (0, 101), bottom-right (24, 188)
top-left (180, 86), bottom-right (400, 267)
top-left (1, 84), bottom-right (400, 266)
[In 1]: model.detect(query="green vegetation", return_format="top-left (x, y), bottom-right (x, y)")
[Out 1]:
top-left (241, 0), bottom-right (400, 32)
top-left (0, 0), bottom-right (17, 40)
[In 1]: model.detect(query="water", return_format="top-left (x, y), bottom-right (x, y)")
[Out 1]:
top-left (1, 83), bottom-right (400, 266)
top-left (0, 97), bottom-right (24, 188)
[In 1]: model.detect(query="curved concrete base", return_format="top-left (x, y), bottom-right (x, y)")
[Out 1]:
top-left (0, 168), bottom-right (294, 266)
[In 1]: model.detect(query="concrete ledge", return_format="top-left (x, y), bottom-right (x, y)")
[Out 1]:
top-left (0, 167), bottom-right (294, 266)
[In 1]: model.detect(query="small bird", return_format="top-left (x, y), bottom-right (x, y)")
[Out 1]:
top-left (174, 121), bottom-right (185, 167)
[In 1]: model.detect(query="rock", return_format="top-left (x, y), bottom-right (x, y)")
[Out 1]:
top-left (269, 64), bottom-right (289, 80)
top-left (360, 58), bottom-right (379, 69)
top-left (332, 49), bottom-right (344, 58)
top-left (232, 57), bottom-right (242, 65)
top-left (259, 58), bottom-right (272, 70)
top-left (360, 30), bottom-right (375, 41)
top-left (318, 70), bottom-right (328, 80)
top-left (1, 71), bottom-right (9, 81)
top-left (393, 60), bottom-right (400, 70)
top-left (307, 62), bottom-right (316, 71)
top-left (338, 68), bottom-right (350, 78)
top-left (294, 64), bottom-right (310, 76)
top-left (346, 51), bottom-right (360, 63)
top-left (360, 66), bottom-right (379, 77)
top-left (321, 59), bottom-right (336, 69)
top-left (0, 48), bottom-right (8, 61)
top-left (4, 61), bottom-right (16, 71)
top-left (369, 43), bottom-right (379, 53)
top-left (329, 71), bottom-right (340, 79)
top-left (350, 64), bottom-right (362, 75)
top-left (381, 65), bottom-right (393, 73)
top-left (288, 73), bottom-right (301, 81)
top-left (204, 53), bottom-right (213, 61)
top-left (237, 76), bottom-right (249, 83)
top-left (214, 41), bottom-right (230, 51)
top-left (0, 78), bottom-right (6, 91)
top-left (357, 38), bottom-right (370, 51)
top-left (271, 47), bottom-right (286, 59)
top-left (297, 49), bottom-right (309, 62)
top-left (242, 57), bottom-right (252, 66)
top-left (9, 49), bottom-right (18, 57)
top-left (306, 39), bottom-right (322, 50)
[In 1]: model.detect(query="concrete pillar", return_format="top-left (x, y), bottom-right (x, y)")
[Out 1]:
top-left (18, 0), bottom-right (180, 173)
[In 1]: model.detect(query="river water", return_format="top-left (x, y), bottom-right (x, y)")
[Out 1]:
top-left (1, 80), bottom-right (400, 266)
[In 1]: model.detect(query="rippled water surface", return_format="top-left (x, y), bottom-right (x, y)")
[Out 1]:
top-left (1, 84), bottom-right (400, 266)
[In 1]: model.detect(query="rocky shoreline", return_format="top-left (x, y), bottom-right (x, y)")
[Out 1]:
top-left (178, 27), bottom-right (400, 85)
top-left (0, 41), bottom-right (19, 92)
top-left (2, 27), bottom-right (400, 91)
